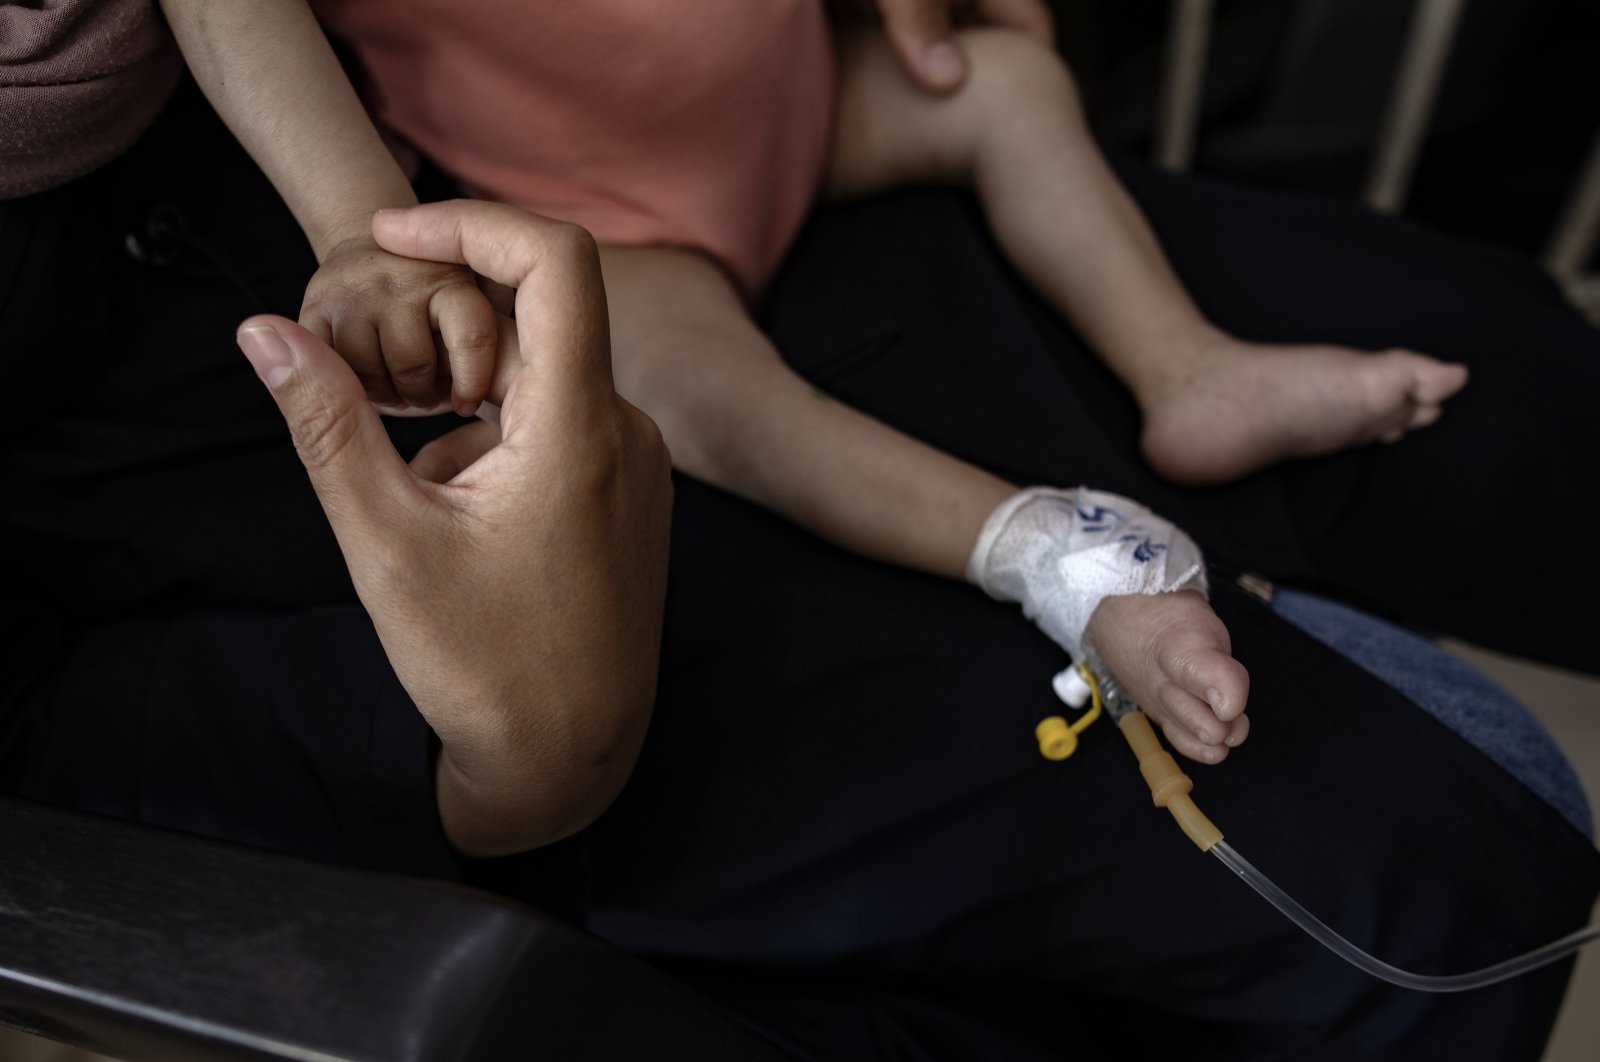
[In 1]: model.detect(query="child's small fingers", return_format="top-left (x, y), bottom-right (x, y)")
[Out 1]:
top-left (1158, 642), bottom-right (1249, 722)
top-left (332, 317), bottom-right (398, 406)
top-left (1206, 657), bottom-right (1249, 722)
top-left (432, 285), bottom-right (500, 417)
top-left (379, 311), bottom-right (442, 408)
top-left (1221, 712), bottom-right (1251, 749)
top-left (299, 307), bottom-right (335, 346)
top-left (1407, 402), bottom-right (1443, 429)
top-left (1156, 682), bottom-right (1225, 746)
top-left (1160, 718), bottom-right (1227, 765)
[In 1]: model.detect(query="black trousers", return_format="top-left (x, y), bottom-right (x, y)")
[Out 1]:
top-left (2, 83), bottom-right (1595, 1060)
top-left (581, 186), bottom-right (1600, 1060)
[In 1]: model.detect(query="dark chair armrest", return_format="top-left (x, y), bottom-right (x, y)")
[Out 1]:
top-left (0, 798), bottom-right (790, 1061)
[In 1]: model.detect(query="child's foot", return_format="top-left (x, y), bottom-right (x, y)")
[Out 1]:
top-left (1137, 338), bottom-right (1469, 486)
top-left (1085, 590), bottom-right (1250, 764)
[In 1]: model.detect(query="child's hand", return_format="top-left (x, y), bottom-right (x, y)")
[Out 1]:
top-left (300, 235), bottom-right (499, 415)
top-left (1085, 590), bottom-right (1250, 765)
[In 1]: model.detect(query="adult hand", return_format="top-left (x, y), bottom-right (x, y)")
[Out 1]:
top-left (236, 200), bottom-right (673, 858)
top-left (873, 0), bottom-right (1054, 93)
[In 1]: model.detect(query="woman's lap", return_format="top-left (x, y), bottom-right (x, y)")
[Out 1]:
top-left (1271, 587), bottom-right (1591, 836)
top-left (580, 179), bottom-right (1600, 1057)
top-left (593, 477), bottom-right (1596, 1061)
top-left (764, 170), bottom-right (1600, 676)
top-left (5, 84), bottom-right (1596, 1059)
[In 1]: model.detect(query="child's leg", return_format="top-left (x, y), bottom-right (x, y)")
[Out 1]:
top-left (828, 28), bottom-right (1469, 486)
top-left (599, 244), bottom-right (1247, 760)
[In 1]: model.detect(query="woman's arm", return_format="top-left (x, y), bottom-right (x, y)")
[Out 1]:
top-left (159, 0), bottom-right (417, 259)
top-left (600, 244), bottom-right (1013, 580)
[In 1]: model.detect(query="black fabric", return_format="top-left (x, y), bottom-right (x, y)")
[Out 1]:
top-left (0, 80), bottom-right (458, 879)
top-left (2, 81), bottom-right (1596, 1060)
top-left (600, 510), bottom-right (1595, 1058)
top-left (580, 185), bottom-right (1600, 1058)
top-left (762, 177), bottom-right (1600, 674)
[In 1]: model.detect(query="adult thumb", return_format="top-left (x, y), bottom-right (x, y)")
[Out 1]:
top-left (236, 315), bottom-right (415, 534)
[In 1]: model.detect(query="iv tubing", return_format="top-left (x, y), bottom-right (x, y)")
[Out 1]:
top-left (1087, 667), bottom-right (1600, 993)
top-left (1207, 839), bottom-right (1600, 992)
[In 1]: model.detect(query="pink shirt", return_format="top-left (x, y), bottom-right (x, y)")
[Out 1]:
top-left (314, 0), bottom-right (835, 294)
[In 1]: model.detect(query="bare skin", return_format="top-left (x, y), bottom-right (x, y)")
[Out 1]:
top-left (160, 0), bottom-right (499, 416)
top-left (829, 28), bottom-right (1469, 486)
top-left (236, 202), bottom-right (673, 858)
top-left (1137, 338), bottom-right (1467, 485)
top-left (186, 8), bottom-right (1452, 776)
top-left (596, 24), bottom-right (1479, 762)
top-left (1086, 590), bottom-right (1250, 763)
top-left (600, 245), bottom-right (1245, 763)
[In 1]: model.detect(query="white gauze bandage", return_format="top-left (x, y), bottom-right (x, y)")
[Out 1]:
top-left (967, 487), bottom-right (1208, 660)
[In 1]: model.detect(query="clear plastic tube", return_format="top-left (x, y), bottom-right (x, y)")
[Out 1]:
top-left (1072, 665), bottom-right (1600, 993)
top-left (1210, 840), bottom-right (1600, 992)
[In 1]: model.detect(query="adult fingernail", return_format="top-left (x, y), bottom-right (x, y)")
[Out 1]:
top-left (237, 325), bottom-right (294, 388)
top-left (925, 41), bottom-right (963, 86)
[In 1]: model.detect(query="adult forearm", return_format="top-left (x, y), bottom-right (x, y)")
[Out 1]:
top-left (160, 0), bottom-right (417, 259)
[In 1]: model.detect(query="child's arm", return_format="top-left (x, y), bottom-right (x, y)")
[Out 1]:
top-left (600, 244), bottom-right (1013, 579)
top-left (601, 244), bottom-right (1248, 761)
top-left (160, 0), bottom-right (497, 414)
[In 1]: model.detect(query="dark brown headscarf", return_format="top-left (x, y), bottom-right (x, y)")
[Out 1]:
top-left (1, 0), bottom-right (182, 198)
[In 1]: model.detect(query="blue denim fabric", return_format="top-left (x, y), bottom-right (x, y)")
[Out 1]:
top-left (1271, 589), bottom-right (1592, 838)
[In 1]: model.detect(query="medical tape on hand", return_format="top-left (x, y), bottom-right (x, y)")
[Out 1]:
top-left (967, 487), bottom-right (1207, 660)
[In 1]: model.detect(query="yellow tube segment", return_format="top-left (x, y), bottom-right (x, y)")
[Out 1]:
top-left (1117, 711), bottom-right (1224, 851)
